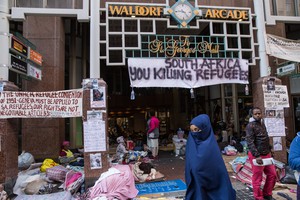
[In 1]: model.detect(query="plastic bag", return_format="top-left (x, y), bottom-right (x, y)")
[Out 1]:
top-left (280, 166), bottom-right (297, 184)
top-left (40, 159), bottom-right (59, 172)
top-left (18, 151), bottom-right (35, 170)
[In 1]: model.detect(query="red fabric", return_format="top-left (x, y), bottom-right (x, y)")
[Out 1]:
top-left (65, 171), bottom-right (82, 189)
top-left (147, 116), bottom-right (159, 134)
top-left (248, 152), bottom-right (277, 200)
top-left (236, 159), bottom-right (266, 186)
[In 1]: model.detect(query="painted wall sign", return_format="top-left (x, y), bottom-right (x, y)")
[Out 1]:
top-left (128, 58), bottom-right (248, 88)
top-left (109, 5), bottom-right (164, 17)
top-left (148, 35), bottom-right (219, 57)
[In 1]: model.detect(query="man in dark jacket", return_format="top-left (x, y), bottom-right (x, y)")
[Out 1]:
top-left (246, 107), bottom-right (277, 200)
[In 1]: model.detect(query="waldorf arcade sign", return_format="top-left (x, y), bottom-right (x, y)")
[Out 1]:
top-left (108, 4), bottom-right (250, 22)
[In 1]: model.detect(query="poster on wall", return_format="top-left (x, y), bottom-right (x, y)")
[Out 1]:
top-left (83, 110), bottom-right (106, 152)
top-left (273, 137), bottom-right (283, 151)
top-left (262, 85), bottom-right (289, 109)
top-left (90, 87), bottom-right (106, 108)
top-left (90, 153), bottom-right (102, 169)
top-left (0, 89), bottom-right (83, 118)
top-left (264, 117), bottom-right (285, 137)
top-left (128, 58), bottom-right (249, 88)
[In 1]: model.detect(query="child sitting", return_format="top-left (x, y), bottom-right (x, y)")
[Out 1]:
top-left (116, 136), bottom-right (128, 163)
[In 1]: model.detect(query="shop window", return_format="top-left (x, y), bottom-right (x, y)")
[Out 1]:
top-left (100, 26), bottom-right (106, 40)
top-left (226, 23), bottom-right (237, 34)
top-left (239, 23), bottom-right (250, 35)
top-left (242, 51), bottom-right (253, 61)
top-left (109, 35), bottom-right (122, 47)
top-left (227, 37), bottom-right (238, 49)
top-left (224, 84), bottom-right (232, 97)
top-left (100, 11), bottom-right (106, 23)
top-left (212, 22), bottom-right (224, 34)
top-left (125, 35), bottom-right (138, 47)
top-left (140, 20), bottom-right (153, 32)
top-left (241, 37), bottom-right (251, 49)
top-left (125, 20), bottom-right (137, 32)
top-left (109, 50), bottom-right (123, 63)
top-left (100, 43), bottom-right (106, 57)
top-left (109, 20), bottom-right (122, 32)
top-left (142, 50), bottom-right (150, 57)
top-left (293, 97), bottom-right (300, 133)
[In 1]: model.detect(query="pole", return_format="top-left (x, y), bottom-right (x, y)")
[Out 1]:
top-left (90, 0), bottom-right (100, 78)
top-left (254, 0), bottom-right (269, 77)
top-left (0, 0), bottom-right (10, 80)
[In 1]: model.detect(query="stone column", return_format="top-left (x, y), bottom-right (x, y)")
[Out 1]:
top-left (0, 81), bottom-right (19, 183)
top-left (22, 16), bottom-right (65, 160)
top-left (252, 76), bottom-right (287, 163)
top-left (82, 79), bottom-right (109, 188)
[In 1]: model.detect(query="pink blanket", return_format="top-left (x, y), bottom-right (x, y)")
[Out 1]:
top-left (89, 165), bottom-right (138, 200)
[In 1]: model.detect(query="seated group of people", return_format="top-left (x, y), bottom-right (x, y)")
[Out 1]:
top-left (59, 141), bottom-right (84, 167)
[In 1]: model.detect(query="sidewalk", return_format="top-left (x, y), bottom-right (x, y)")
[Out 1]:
top-left (149, 150), bottom-right (297, 200)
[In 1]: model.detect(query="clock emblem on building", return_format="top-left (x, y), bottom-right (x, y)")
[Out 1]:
top-left (167, 0), bottom-right (201, 27)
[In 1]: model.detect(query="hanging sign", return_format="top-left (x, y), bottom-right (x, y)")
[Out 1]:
top-left (128, 58), bottom-right (249, 88)
top-left (27, 63), bottom-right (42, 80)
top-left (266, 34), bottom-right (300, 63)
top-left (10, 55), bottom-right (27, 75)
top-left (29, 49), bottom-right (43, 66)
top-left (0, 89), bottom-right (82, 118)
top-left (11, 36), bottom-right (28, 57)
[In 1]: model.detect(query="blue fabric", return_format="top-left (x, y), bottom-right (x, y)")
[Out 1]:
top-left (288, 132), bottom-right (300, 186)
top-left (185, 114), bottom-right (236, 200)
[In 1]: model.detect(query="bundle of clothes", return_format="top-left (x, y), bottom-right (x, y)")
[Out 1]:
top-left (113, 136), bottom-right (149, 164)
top-left (77, 162), bottom-right (164, 200)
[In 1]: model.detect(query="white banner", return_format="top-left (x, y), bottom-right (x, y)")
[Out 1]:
top-left (265, 34), bottom-right (300, 62)
top-left (128, 58), bottom-right (249, 88)
top-left (0, 89), bottom-right (83, 118)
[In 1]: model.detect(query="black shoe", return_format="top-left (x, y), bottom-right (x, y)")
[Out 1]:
top-left (277, 192), bottom-right (293, 200)
top-left (263, 196), bottom-right (274, 200)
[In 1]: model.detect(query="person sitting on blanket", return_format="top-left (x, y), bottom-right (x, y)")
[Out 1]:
top-left (131, 162), bottom-right (157, 182)
top-left (116, 136), bottom-right (128, 163)
top-left (59, 141), bottom-right (84, 167)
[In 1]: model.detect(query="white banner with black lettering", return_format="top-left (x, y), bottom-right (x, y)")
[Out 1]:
top-left (265, 33), bottom-right (300, 63)
top-left (128, 58), bottom-right (249, 88)
top-left (0, 89), bottom-right (82, 118)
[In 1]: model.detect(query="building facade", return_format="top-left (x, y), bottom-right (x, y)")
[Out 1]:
top-left (0, 0), bottom-right (300, 181)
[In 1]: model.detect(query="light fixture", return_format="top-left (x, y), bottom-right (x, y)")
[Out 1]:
top-left (245, 84), bottom-right (249, 95)
top-left (130, 87), bottom-right (135, 100)
top-left (190, 88), bottom-right (195, 98)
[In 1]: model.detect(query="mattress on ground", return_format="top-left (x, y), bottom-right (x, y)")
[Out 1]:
top-left (135, 179), bottom-right (186, 198)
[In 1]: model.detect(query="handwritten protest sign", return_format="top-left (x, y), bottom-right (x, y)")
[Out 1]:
top-left (0, 89), bottom-right (83, 118)
top-left (128, 58), bottom-right (249, 88)
top-left (262, 85), bottom-right (289, 109)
